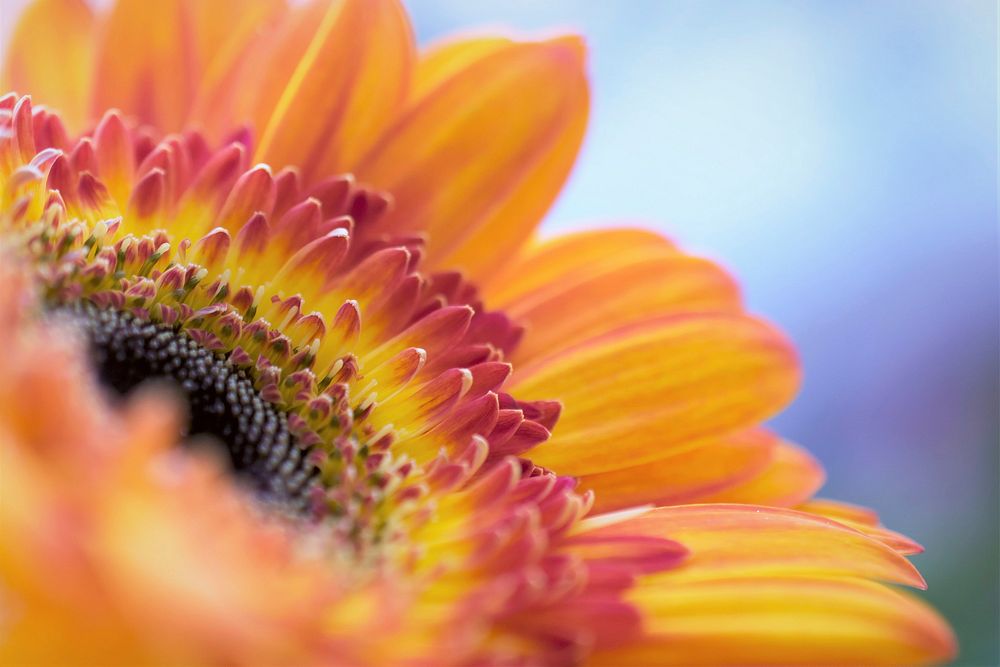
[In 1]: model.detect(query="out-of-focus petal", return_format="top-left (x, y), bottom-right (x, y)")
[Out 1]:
top-left (413, 35), bottom-right (512, 98)
top-left (590, 577), bottom-right (956, 666)
top-left (251, 0), bottom-right (416, 181)
top-left (1, 0), bottom-right (95, 130)
top-left (489, 228), bottom-right (741, 365)
top-left (355, 36), bottom-right (589, 280)
top-left (581, 429), bottom-right (778, 513)
top-left (510, 314), bottom-right (800, 475)
top-left (485, 228), bottom-right (678, 304)
top-left (694, 440), bottom-right (825, 507)
top-left (90, 0), bottom-right (198, 130)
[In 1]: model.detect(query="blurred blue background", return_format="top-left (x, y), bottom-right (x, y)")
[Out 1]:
top-left (408, 1), bottom-right (998, 663)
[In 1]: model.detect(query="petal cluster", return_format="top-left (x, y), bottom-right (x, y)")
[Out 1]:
top-left (0, 0), bottom-right (957, 665)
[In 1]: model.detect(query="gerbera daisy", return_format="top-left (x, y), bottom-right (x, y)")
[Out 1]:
top-left (0, 1), bottom-right (956, 665)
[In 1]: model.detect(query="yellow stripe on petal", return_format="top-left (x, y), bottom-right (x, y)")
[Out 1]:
top-left (504, 244), bottom-right (741, 365)
top-left (1, 0), bottom-right (95, 131)
top-left (485, 228), bottom-right (678, 305)
top-left (414, 36), bottom-right (513, 99)
top-left (510, 314), bottom-right (800, 475)
top-left (581, 429), bottom-right (777, 513)
top-left (599, 504), bottom-right (926, 588)
top-left (694, 439), bottom-right (825, 506)
top-left (356, 36), bottom-right (589, 280)
top-left (254, 0), bottom-right (416, 181)
top-left (91, 0), bottom-right (198, 131)
top-left (591, 577), bottom-right (956, 666)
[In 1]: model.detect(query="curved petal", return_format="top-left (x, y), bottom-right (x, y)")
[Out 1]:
top-left (91, 0), bottom-right (199, 131)
top-left (590, 577), bottom-right (956, 666)
top-left (413, 35), bottom-right (512, 99)
top-left (597, 504), bottom-right (926, 588)
top-left (490, 229), bottom-right (742, 365)
top-left (694, 440), bottom-right (825, 507)
top-left (355, 36), bottom-right (589, 279)
top-left (2, 0), bottom-right (95, 131)
top-left (251, 0), bottom-right (416, 181)
top-left (509, 314), bottom-right (800, 475)
top-left (798, 499), bottom-right (924, 555)
top-left (581, 429), bottom-right (778, 513)
top-left (485, 228), bottom-right (678, 304)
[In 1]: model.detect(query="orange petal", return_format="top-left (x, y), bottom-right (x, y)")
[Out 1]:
top-left (485, 228), bottom-right (678, 304)
top-left (581, 429), bottom-right (778, 513)
top-left (91, 0), bottom-right (198, 131)
top-left (598, 504), bottom-right (926, 589)
top-left (591, 577), bottom-right (956, 666)
top-left (693, 439), bottom-right (825, 506)
top-left (190, 0), bottom-right (287, 89)
top-left (510, 314), bottom-right (800, 475)
top-left (799, 499), bottom-right (924, 555)
top-left (496, 231), bottom-right (742, 365)
top-left (249, 0), bottom-right (415, 181)
top-left (355, 36), bottom-right (589, 280)
top-left (412, 36), bottom-right (512, 99)
top-left (2, 0), bottom-right (96, 131)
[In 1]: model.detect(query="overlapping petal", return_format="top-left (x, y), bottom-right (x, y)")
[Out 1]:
top-left (585, 505), bottom-right (955, 666)
top-left (355, 36), bottom-right (589, 279)
top-left (487, 228), bottom-right (742, 365)
top-left (1, 0), bottom-right (95, 130)
top-left (511, 313), bottom-right (800, 475)
top-left (592, 577), bottom-right (955, 667)
top-left (0, 0), bottom-right (957, 663)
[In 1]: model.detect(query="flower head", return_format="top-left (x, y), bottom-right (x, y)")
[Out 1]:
top-left (0, 1), bottom-right (956, 665)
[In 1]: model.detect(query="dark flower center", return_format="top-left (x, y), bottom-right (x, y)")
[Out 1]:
top-left (58, 302), bottom-right (316, 508)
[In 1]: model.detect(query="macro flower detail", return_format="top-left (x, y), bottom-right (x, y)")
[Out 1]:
top-left (0, 1), bottom-right (956, 665)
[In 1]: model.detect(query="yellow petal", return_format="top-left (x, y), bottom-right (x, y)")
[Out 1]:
top-left (510, 314), bottom-right (800, 475)
top-left (591, 577), bottom-right (956, 666)
top-left (1, 0), bottom-right (95, 131)
top-left (485, 228), bottom-right (678, 304)
top-left (694, 439), bottom-right (825, 506)
top-left (91, 0), bottom-right (199, 131)
top-left (355, 36), bottom-right (589, 280)
top-left (253, 0), bottom-right (416, 181)
top-left (581, 429), bottom-right (777, 513)
top-left (413, 36), bottom-right (512, 99)
top-left (492, 229), bottom-right (741, 365)
top-left (600, 504), bottom-right (926, 588)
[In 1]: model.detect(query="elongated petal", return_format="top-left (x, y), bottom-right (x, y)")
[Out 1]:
top-left (501, 237), bottom-right (742, 365)
top-left (581, 429), bottom-right (777, 513)
top-left (694, 440), bottom-right (825, 506)
top-left (91, 0), bottom-right (198, 130)
top-left (510, 314), bottom-right (800, 475)
top-left (2, 0), bottom-right (95, 131)
top-left (253, 0), bottom-right (415, 181)
top-left (591, 577), bottom-right (956, 666)
top-left (413, 36), bottom-right (512, 98)
top-left (798, 499), bottom-right (924, 555)
top-left (601, 504), bottom-right (925, 588)
top-left (485, 228), bottom-right (677, 304)
top-left (356, 36), bottom-right (589, 279)
top-left (190, 0), bottom-right (287, 79)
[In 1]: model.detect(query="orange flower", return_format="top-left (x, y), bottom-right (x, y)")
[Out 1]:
top-left (0, 1), bottom-right (955, 665)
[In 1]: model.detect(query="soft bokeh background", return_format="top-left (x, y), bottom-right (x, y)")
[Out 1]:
top-left (1, 0), bottom-right (996, 663)
top-left (406, 1), bottom-right (999, 664)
